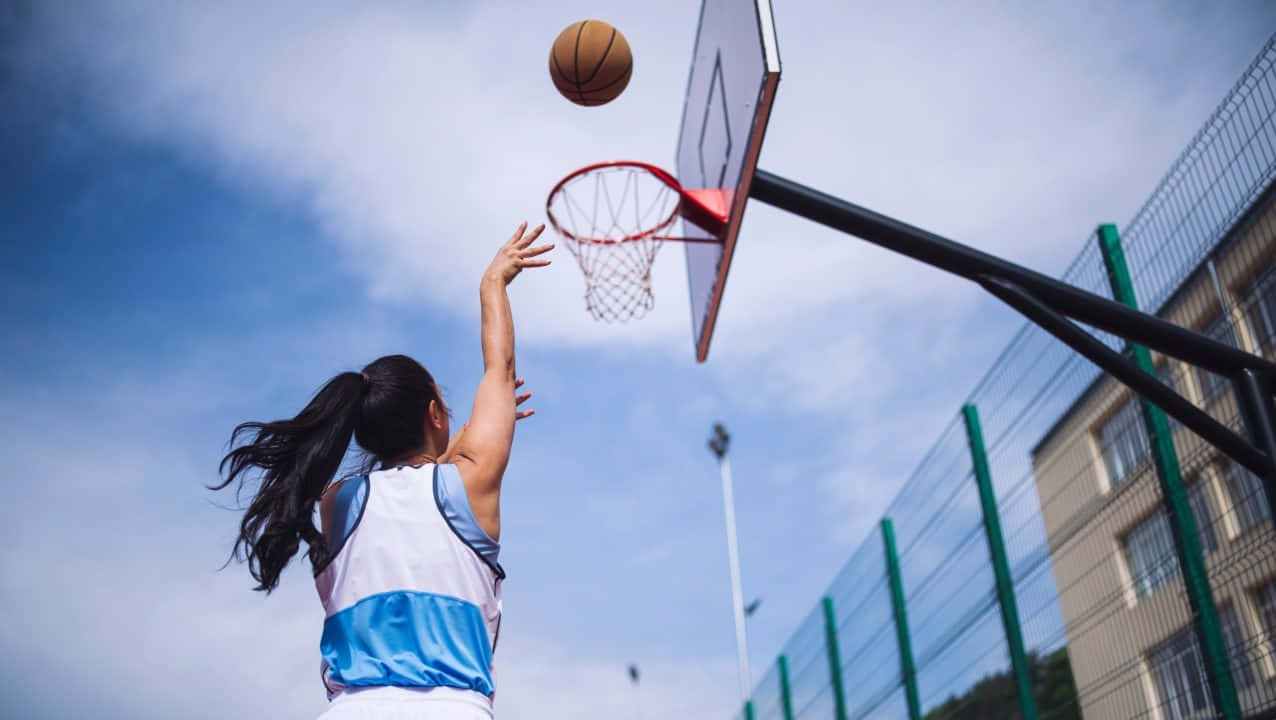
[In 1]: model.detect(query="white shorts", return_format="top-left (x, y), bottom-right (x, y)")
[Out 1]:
top-left (317, 686), bottom-right (494, 720)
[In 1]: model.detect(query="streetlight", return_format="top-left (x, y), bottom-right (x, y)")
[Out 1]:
top-left (709, 423), bottom-right (752, 716)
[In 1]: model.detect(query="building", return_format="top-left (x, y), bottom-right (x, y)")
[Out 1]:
top-left (1030, 178), bottom-right (1276, 716)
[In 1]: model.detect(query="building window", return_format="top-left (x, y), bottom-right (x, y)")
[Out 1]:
top-left (1099, 397), bottom-right (1151, 488)
top-left (1193, 314), bottom-right (1240, 403)
top-left (1255, 579), bottom-right (1276, 658)
top-left (1218, 603), bottom-right (1254, 689)
top-left (1187, 480), bottom-right (1219, 556)
top-left (1148, 627), bottom-right (1213, 720)
top-left (1125, 511), bottom-right (1178, 597)
top-left (1219, 459), bottom-right (1271, 532)
top-left (1243, 261), bottom-right (1276, 352)
top-left (1122, 482), bottom-right (1217, 599)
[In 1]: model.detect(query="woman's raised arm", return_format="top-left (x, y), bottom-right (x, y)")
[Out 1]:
top-left (448, 222), bottom-right (552, 539)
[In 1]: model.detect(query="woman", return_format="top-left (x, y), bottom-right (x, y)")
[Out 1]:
top-left (214, 223), bottom-right (553, 719)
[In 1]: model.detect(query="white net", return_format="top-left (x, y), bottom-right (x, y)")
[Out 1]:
top-left (546, 163), bottom-right (682, 322)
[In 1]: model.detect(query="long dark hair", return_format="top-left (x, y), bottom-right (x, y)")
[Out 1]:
top-left (213, 354), bottom-right (441, 592)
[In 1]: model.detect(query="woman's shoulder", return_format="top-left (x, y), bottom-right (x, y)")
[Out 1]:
top-left (319, 474), bottom-right (370, 554)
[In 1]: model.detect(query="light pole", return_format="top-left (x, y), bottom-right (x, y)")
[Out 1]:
top-left (709, 423), bottom-right (752, 716)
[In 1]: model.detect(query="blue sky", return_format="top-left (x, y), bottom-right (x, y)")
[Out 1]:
top-left (3, 2), bottom-right (1274, 718)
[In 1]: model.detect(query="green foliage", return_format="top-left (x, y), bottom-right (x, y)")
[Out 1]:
top-left (922, 648), bottom-right (1079, 720)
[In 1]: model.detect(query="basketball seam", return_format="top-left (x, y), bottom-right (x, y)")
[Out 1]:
top-left (579, 27), bottom-right (616, 86)
top-left (578, 62), bottom-right (631, 98)
top-left (551, 50), bottom-right (573, 92)
top-left (572, 21), bottom-right (586, 104)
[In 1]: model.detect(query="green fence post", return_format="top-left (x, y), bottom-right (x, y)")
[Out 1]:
top-left (778, 655), bottom-right (795, 720)
top-left (744, 699), bottom-right (755, 720)
top-left (881, 517), bottom-right (922, 720)
top-left (822, 596), bottom-right (848, 720)
top-left (963, 403), bottom-right (1040, 720)
top-left (1097, 223), bottom-right (1241, 720)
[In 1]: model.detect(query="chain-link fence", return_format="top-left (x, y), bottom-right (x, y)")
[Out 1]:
top-left (736, 33), bottom-right (1276, 720)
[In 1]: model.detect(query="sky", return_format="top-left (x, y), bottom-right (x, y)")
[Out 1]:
top-left (2, 1), bottom-right (1275, 718)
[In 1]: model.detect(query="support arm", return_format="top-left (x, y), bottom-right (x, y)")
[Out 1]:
top-left (748, 169), bottom-right (1276, 380)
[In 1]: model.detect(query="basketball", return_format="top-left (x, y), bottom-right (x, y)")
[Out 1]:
top-left (549, 20), bottom-right (633, 106)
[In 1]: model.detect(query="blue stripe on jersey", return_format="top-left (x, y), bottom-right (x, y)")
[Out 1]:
top-left (326, 475), bottom-right (369, 559)
top-left (435, 464), bottom-right (501, 567)
top-left (320, 590), bottom-right (494, 695)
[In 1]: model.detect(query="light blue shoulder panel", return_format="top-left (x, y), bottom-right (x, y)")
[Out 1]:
top-left (326, 475), bottom-right (369, 558)
top-left (434, 464), bottom-right (502, 571)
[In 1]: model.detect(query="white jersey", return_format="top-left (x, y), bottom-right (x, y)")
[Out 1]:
top-left (314, 463), bottom-right (504, 712)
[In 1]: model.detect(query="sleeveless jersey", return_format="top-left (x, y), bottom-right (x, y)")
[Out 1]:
top-left (314, 463), bottom-right (505, 704)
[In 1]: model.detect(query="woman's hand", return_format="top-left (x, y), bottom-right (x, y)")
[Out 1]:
top-left (514, 377), bottom-right (534, 421)
top-left (440, 377), bottom-right (535, 463)
top-left (485, 222), bottom-right (554, 286)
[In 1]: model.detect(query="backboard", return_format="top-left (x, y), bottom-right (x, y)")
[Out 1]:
top-left (676, 0), bottom-right (781, 362)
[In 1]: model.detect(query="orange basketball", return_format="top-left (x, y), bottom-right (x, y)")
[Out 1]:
top-left (549, 20), bottom-right (633, 107)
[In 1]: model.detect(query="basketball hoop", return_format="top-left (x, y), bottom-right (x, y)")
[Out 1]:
top-left (546, 161), bottom-right (728, 322)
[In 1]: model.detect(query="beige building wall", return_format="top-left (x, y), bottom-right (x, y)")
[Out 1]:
top-left (1030, 201), bottom-right (1276, 720)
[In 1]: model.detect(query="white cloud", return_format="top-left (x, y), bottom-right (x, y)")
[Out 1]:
top-left (495, 634), bottom-right (736, 720)
top-left (31, 0), bottom-right (698, 348)
top-left (21, 0), bottom-right (1270, 430)
top-left (35, 0), bottom-right (1263, 359)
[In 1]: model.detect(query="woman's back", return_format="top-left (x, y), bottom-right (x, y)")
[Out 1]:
top-left (316, 464), bottom-right (504, 707)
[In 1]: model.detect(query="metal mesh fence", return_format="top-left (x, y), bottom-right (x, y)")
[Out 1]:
top-left (788, 603), bottom-right (838, 719)
top-left (832, 533), bottom-right (897, 719)
top-left (741, 33), bottom-right (1276, 720)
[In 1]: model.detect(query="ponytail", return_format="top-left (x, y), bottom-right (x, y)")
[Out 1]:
top-left (213, 371), bottom-right (367, 593)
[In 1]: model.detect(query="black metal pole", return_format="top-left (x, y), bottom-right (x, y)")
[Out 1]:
top-left (747, 167), bottom-right (1276, 479)
top-left (748, 169), bottom-right (1276, 380)
top-left (1233, 370), bottom-right (1276, 533)
top-left (979, 275), bottom-right (1269, 477)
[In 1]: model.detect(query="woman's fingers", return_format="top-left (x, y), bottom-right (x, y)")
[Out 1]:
top-left (514, 223), bottom-right (545, 248)
top-left (520, 242), bottom-right (555, 258)
top-left (493, 224), bottom-right (552, 283)
top-left (507, 221), bottom-right (529, 246)
top-left (517, 242), bottom-right (554, 268)
top-left (514, 381), bottom-right (533, 420)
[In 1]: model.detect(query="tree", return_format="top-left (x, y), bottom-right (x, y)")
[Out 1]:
top-left (922, 648), bottom-right (1079, 720)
